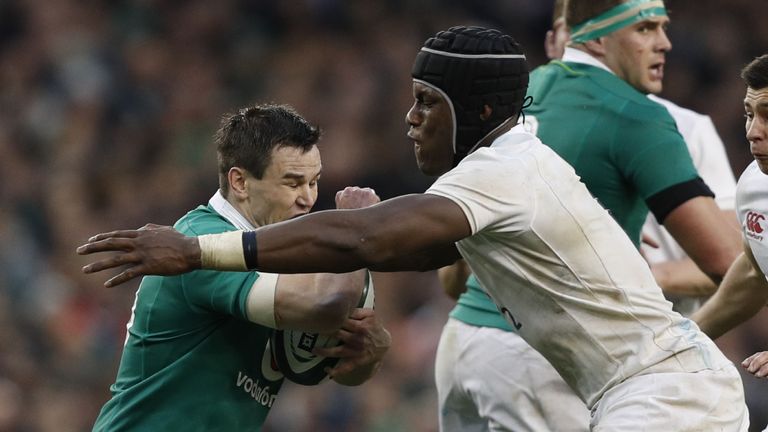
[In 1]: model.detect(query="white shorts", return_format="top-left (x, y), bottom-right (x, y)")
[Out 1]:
top-left (435, 318), bottom-right (590, 432)
top-left (591, 363), bottom-right (749, 431)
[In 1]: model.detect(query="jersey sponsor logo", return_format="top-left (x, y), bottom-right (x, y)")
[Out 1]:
top-left (236, 371), bottom-right (278, 408)
top-left (746, 211), bottom-right (765, 241)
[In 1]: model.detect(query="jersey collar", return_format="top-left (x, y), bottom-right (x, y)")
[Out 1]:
top-left (208, 190), bottom-right (257, 231)
top-left (561, 47), bottom-right (615, 75)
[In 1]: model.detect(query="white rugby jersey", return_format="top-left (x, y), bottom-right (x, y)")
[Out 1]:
top-left (737, 161), bottom-right (768, 276)
top-left (427, 125), bottom-right (730, 408)
top-left (642, 96), bottom-right (737, 315)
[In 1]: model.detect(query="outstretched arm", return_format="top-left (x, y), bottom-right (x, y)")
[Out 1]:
top-left (691, 241), bottom-right (768, 339)
top-left (247, 193), bottom-right (468, 273)
top-left (78, 192), bottom-right (471, 287)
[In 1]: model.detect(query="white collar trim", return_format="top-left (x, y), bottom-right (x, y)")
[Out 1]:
top-left (561, 47), bottom-right (614, 75)
top-left (208, 190), bottom-right (256, 231)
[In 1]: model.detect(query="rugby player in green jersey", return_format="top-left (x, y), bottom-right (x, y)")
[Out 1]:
top-left (90, 104), bottom-right (390, 431)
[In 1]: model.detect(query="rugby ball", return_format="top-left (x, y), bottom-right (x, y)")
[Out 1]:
top-left (270, 271), bottom-right (375, 385)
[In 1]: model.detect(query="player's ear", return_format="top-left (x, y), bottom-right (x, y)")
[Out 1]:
top-left (480, 105), bottom-right (493, 121)
top-left (227, 167), bottom-right (249, 198)
top-left (583, 38), bottom-right (607, 57)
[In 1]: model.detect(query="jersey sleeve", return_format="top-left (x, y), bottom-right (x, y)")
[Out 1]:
top-left (612, 106), bottom-right (701, 200)
top-left (736, 162), bottom-right (768, 277)
top-left (174, 213), bottom-right (260, 321)
top-left (426, 152), bottom-right (532, 235)
top-left (180, 270), bottom-right (259, 321)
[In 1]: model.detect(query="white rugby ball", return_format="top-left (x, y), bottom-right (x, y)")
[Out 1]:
top-left (270, 271), bottom-right (375, 385)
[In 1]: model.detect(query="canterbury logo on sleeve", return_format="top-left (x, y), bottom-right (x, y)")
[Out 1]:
top-left (746, 211), bottom-right (765, 239)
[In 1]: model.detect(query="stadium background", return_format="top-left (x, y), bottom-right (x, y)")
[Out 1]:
top-left (0, 0), bottom-right (766, 430)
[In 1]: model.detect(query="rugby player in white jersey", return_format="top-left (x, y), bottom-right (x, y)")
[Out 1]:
top-left (691, 53), bottom-right (768, 432)
top-left (434, 1), bottom-right (740, 430)
top-left (693, 55), bottom-right (768, 371)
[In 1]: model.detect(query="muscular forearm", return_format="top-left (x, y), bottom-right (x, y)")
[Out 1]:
top-left (255, 196), bottom-right (465, 273)
top-left (77, 195), bottom-right (470, 287)
top-left (200, 195), bottom-right (468, 274)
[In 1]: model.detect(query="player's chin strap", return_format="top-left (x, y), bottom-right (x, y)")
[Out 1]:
top-left (519, 95), bottom-right (533, 126)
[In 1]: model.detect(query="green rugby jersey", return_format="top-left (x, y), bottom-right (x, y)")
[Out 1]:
top-left (93, 204), bottom-right (283, 431)
top-left (526, 60), bottom-right (700, 244)
top-left (451, 60), bottom-right (700, 331)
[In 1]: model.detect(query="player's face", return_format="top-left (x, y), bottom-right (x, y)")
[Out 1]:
top-left (406, 81), bottom-right (455, 176)
top-left (244, 145), bottom-right (321, 226)
top-left (601, 16), bottom-right (671, 94)
top-left (745, 86), bottom-right (768, 174)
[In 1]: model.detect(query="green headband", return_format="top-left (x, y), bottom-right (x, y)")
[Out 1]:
top-left (570, 0), bottom-right (667, 43)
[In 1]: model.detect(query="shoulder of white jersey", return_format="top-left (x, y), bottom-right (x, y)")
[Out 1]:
top-left (647, 94), bottom-right (711, 138)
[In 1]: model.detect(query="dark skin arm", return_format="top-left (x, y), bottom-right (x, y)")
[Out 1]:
top-left (78, 193), bottom-right (469, 287)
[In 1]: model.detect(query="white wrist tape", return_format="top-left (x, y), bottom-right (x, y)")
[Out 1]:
top-left (198, 231), bottom-right (247, 271)
top-left (246, 272), bottom-right (278, 328)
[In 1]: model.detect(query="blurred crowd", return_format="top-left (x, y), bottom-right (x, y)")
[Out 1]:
top-left (0, 0), bottom-right (766, 430)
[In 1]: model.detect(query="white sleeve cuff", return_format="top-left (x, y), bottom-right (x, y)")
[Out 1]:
top-left (246, 273), bottom-right (278, 328)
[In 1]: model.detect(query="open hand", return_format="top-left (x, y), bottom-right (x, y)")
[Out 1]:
top-left (76, 224), bottom-right (201, 287)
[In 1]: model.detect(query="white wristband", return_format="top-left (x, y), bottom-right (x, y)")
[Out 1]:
top-left (198, 231), bottom-right (247, 271)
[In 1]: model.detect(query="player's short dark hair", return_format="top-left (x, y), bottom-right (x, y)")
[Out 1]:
top-left (567, 0), bottom-right (622, 29)
top-left (411, 26), bottom-right (529, 164)
top-left (216, 104), bottom-right (321, 195)
top-left (742, 55), bottom-right (768, 90)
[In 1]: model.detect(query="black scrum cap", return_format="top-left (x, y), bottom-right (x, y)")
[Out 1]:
top-left (411, 26), bottom-right (529, 166)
